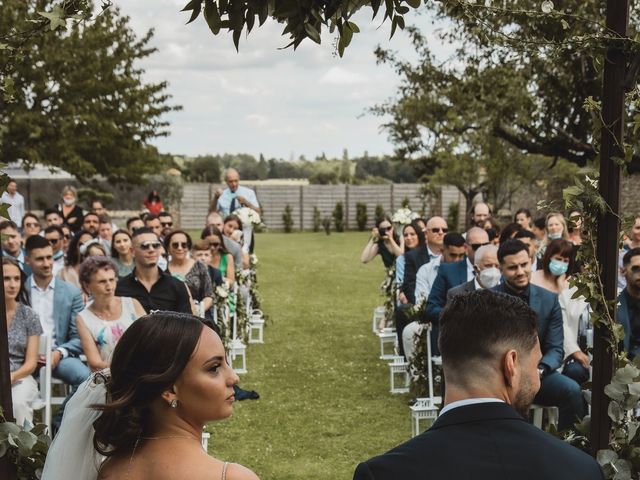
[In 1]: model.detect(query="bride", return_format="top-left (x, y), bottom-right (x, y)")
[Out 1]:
top-left (42, 311), bottom-right (259, 480)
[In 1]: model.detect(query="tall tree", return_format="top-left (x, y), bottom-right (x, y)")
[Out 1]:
top-left (0, 1), bottom-right (180, 183)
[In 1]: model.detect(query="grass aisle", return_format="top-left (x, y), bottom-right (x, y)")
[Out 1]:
top-left (207, 232), bottom-right (410, 479)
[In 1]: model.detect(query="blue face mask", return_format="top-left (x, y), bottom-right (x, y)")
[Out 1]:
top-left (549, 259), bottom-right (568, 276)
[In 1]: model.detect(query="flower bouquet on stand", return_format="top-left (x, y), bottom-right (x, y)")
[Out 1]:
top-left (379, 265), bottom-right (397, 330)
top-left (232, 207), bottom-right (262, 253)
top-left (212, 283), bottom-right (231, 346)
top-left (391, 207), bottom-right (420, 237)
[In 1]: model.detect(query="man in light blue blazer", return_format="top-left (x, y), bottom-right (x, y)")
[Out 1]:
top-left (618, 248), bottom-right (640, 358)
top-left (493, 239), bottom-right (583, 431)
top-left (25, 235), bottom-right (89, 429)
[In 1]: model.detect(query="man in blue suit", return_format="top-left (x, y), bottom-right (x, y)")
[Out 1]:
top-left (25, 235), bottom-right (89, 430)
top-left (493, 239), bottom-right (583, 431)
top-left (618, 247), bottom-right (640, 358)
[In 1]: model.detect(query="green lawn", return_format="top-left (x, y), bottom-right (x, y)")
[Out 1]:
top-left (206, 232), bottom-right (410, 480)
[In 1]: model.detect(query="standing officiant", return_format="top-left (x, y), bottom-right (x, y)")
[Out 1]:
top-left (213, 168), bottom-right (261, 253)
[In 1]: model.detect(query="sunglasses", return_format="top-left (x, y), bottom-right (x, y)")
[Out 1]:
top-left (470, 242), bottom-right (490, 251)
top-left (24, 222), bottom-right (40, 228)
top-left (161, 222), bottom-right (173, 227)
top-left (136, 241), bottom-right (162, 251)
top-left (429, 228), bottom-right (448, 233)
top-left (46, 238), bottom-right (61, 245)
top-left (171, 241), bottom-right (188, 249)
top-left (210, 242), bottom-right (221, 248)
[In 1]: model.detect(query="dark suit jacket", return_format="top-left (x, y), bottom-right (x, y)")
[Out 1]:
top-left (424, 260), bottom-right (468, 323)
top-left (493, 282), bottom-right (564, 372)
top-left (401, 246), bottom-right (431, 304)
top-left (25, 276), bottom-right (84, 356)
top-left (617, 289), bottom-right (639, 358)
top-left (353, 402), bottom-right (603, 480)
top-left (447, 279), bottom-right (477, 301)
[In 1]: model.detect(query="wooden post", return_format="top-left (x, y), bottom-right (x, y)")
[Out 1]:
top-left (0, 250), bottom-right (17, 479)
top-left (590, 0), bottom-right (629, 455)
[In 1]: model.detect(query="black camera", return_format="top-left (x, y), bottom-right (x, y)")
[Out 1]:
top-left (378, 227), bottom-right (388, 238)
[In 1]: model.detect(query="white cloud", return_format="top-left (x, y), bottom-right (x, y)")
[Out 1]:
top-left (115, 1), bottom-right (455, 159)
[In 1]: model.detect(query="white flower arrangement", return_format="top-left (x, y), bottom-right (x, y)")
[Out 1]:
top-left (215, 284), bottom-right (229, 299)
top-left (233, 207), bottom-right (261, 226)
top-left (391, 208), bottom-right (419, 225)
top-left (249, 254), bottom-right (259, 266)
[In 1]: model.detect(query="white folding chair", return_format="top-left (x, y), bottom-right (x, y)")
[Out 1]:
top-left (38, 334), bottom-right (70, 434)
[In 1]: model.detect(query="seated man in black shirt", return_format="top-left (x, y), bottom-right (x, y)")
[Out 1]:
top-left (619, 248), bottom-right (640, 358)
top-left (116, 227), bottom-right (192, 314)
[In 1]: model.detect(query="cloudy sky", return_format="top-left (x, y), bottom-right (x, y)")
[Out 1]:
top-left (117, 1), bottom-right (451, 160)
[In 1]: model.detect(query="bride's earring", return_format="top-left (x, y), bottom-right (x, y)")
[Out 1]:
top-left (170, 399), bottom-right (178, 408)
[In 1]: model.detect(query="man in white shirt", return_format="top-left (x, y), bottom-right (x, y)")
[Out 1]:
top-left (214, 168), bottom-right (261, 217)
top-left (1, 179), bottom-right (25, 225)
top-left (24, 235), bottom-right (88, 431)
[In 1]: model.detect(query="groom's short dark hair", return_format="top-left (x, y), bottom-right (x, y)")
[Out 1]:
top-left (439, 290), bottom-right (538, 380)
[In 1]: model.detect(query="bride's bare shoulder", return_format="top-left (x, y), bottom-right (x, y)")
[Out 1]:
top-left (225, 462), bottom-right (260, 480)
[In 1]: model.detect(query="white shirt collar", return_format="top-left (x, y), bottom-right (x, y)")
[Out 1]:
top-left (427, 245), bottom-right (441, 260)
top-left (30, 275), bottom-right (55, 291)
top-left (440, 398), bottom-right (504, 416)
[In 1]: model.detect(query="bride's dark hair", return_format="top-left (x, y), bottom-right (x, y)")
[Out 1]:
top-left (93, 311), bottom-right (205, 458)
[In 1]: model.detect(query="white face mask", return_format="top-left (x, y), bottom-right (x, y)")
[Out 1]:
top-left (63, 197), bottom-right (75, 206)
top-left (548, 232), bottom-right (562, 240)
top-left (479, 267), bottom-right (501, 289)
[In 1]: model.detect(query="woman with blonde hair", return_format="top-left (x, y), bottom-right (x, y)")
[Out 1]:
top-left (54, 185), bottom-right (84, 232)
top-left (537, 212), bottom-right (569, 259)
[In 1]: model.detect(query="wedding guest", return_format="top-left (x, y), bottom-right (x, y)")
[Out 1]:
top-left (202, 226), bottom-right (235, 286)
top-left (1, 220), bottom-right (31, 275)
top-left (84, 239), bottom-right (108, 258)
top-left (618, 248), bottom-right (640, 359)
top-left (158, 211), bottom-right (174, 230)
top-left (531, 239), bottom-right (590, 385)
top-left (354, 290), bottom-right (603, 480)
top-left (61, 225), bottom-right (71, 253)
top-left (21, 212), bottom-right (42, 240)
top-left (360, 216), bottom-right (402, 268)
top-left (58, 229), bottom-right (96, 290)
top-left (25, 235), bottom-right (89, 431)
top-left (111, 230), bottom-right (135, 278)
top-left (44, 208), bottom-right (64, 227)
top-left (498, 222), bottom-right (523, 245)
top-left (446, 244), bottom-right (501, 299)
top-left (98, 215), bottom-right (113, 249)
top-left (4, 257), bottom-right (43, 427)
top-left (43, 312), bottom-right (258, 479)
top-left (469, 202), bottom-right (491, 228)
top-left (143, 190), bottom-right (163, 216)
top-left (223, 215), bottom-right (250, 267)
top-left (115, 227), bottom-right (192, 313)
top-left (144, 213), bottom-right (164, 239)
top-left (482, 217), bottom-right (502, 240)
top-left (206, 212), bottom-right (244, 269)
top-left (54, 185), bottom-right (84, 232)
top-left (395, 222), bottom-right (423, 296)
top-left (494, 239), bottom-right (584, 430)
top-left (514, 208), bottom-right (533, 230)
top-left (532, 217), bottom-right (547, 243)
top-left (126, 216), bottom-right (145, 234)
top-left (1, 179), bottom-right (25, 225)
top-left (76, 256), bottom-right (145, 370)
top-left (515, 229), bottom-right (539, 270)
top-left (44, 225), bottom-right (65, 275)
top-left (82, 212), bottom-right (100, 236)
top-left (619, 216), bottom-right (640, 291)
top-left (538, 212), bottom-right (569, 259)
top-left (165, 230), bottom-right (214, 317)
top-left (214, 167), bottom-right (262, 216)
top-left (192, 239), bottom-right (224, 287)
top-left (568, 210), bottom-right (584, 246)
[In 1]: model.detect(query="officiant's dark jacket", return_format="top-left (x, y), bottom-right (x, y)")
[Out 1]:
top-left (353, 402), bottom-right (603, 480)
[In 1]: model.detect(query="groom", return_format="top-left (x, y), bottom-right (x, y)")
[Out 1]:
top-left (353, 290), bottom-right (603, 480)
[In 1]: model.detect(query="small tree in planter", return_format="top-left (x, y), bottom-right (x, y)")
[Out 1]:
top-left (333, 202), bottom-right (344, 232)
top-left (282, 205), bottom-right (294, 233)
top-left (374, 204), bottom-right (385, 223)
top-left (322, 217), bottom-right (331, 235)
top-left (355, 203), bottom-right (368, 231)
top-left (313, 206), bottom-right (322, 232)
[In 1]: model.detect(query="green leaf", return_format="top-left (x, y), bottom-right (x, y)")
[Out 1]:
top-left (232, 28), bottom-right (242, 51)
top-left (203, 0), bottom-right (221, 34)
top-left (304, 23), bottom-right (321, 44)
top-left (560, 19), bottom-right (569, 30)
top-left (38, 6), bottom-right (67, 31)
top-left (397, 5), bottom-right (410, 14)
top-left (185, 0), bottom-right (203, 24)
top-left (406, 0), bottom-right (421, 7)
top-left (347, 21), bottom-right (360, 33)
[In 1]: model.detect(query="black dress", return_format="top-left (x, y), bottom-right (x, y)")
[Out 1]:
top-left (55, 203), bottom-right (84, 232)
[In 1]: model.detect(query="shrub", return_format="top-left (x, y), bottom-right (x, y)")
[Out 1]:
top-left (322, 217), bottom-right (331, 235)
top-left (446, 202), bottom-right (460, 232)
top-left (374, 204), bottom-right (385, 222)
top-left (333, 201), bottom-right (344, 232)
top-left (401, 197), bottom-right (410, 208)
top-left (313, 206), bottom-right (322, 232)
top-left (282, 204), bottom-right (294, 233)
top-left (355, 203), bottom-right (368, 231)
